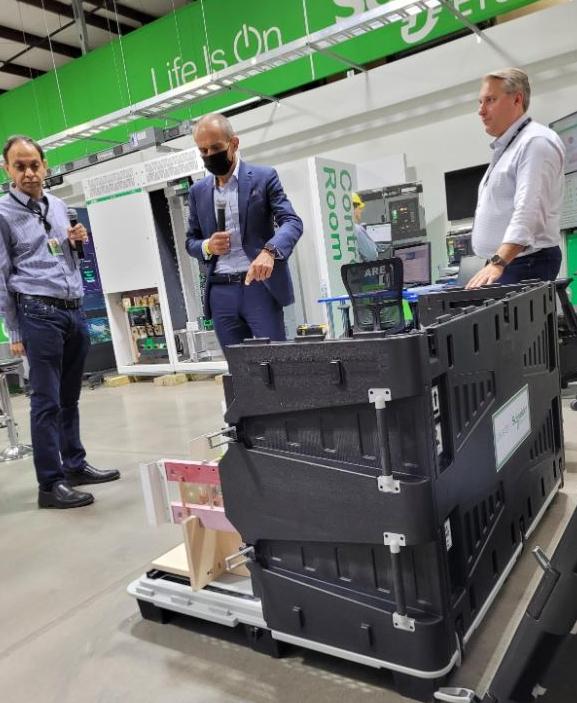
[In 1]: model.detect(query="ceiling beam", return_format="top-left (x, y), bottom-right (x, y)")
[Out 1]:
top-left (71, 0), bottom-right (90, 54)
top-left (0, 23), bottom-right (81, 58)
top-left (17, 0), bottom-right (135, 36)
top-left (0, 62), bottom-right (45, 79)
top-left (85, 0), bottom-right (156, 25)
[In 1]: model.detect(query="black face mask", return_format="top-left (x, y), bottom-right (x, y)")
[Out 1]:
top-left (202, 148), bottom-right (233, 177)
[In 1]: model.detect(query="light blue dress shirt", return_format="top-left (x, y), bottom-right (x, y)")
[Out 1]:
top-left (0, 186), bottom-right (83, 342)
top-left (213, 159), bottom-right (251, 274)
top-left (472, 114), bottom-right (565, 260)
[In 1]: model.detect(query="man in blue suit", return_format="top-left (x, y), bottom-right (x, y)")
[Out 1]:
top-left (186, 113), bottom-right (303, 352)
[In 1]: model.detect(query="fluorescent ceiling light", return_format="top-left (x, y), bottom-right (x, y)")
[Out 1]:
top-left (38, 0), bottom-right (436, 150)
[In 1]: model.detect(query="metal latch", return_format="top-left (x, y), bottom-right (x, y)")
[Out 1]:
top-left (392, 612), bottom-right (415, 632)
top-left (383, 532), bottom-right (405, 551)
top-left (207, 426), bottom-right (237, 449)
top-left (369, 388), bottom-right (400, 494)
top-left (434, 689), bottom-right (476, 702)
top-left (225, 545), bottom-right (255, 572)
top-left (383, 532), bottom-right (415, 632)
top-left (378, 474), bottom-right (400, 494)
top-left (368, 387), bottom-right (391, 408)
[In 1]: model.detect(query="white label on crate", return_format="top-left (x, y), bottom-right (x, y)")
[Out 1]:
top-left (435, 422), bottom-right (444, 456)
top-left (431, 386), bottom-right (440, 415)
top-left (492, 385), bottom-right (531, 472)
top-left (444, 518), bottom-right (453, 551)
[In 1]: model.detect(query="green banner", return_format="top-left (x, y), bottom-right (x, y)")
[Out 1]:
top-left (0, 0), bottom-right (539, 178)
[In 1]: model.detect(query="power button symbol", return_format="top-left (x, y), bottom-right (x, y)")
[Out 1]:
top-left (233, 24), bottom-right (263, 62)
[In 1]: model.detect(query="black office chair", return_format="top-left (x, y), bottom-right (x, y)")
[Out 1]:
top-left (555, 278), bottom-right (577, 410)
top-left (341, 258), bottom-right (405, 335)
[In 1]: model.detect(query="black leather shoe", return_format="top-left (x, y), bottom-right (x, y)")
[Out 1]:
top-left (66, 463), bottom-right (121, 486)
top-left (38, 480), bottom-right (94, 509)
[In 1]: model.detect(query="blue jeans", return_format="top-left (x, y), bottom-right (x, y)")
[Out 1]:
top-left (209, 281), bottom-right (286, 352)
top-left (18, 299), bottom-right (90, 490)
top-left (498, 246), bottom-right (562, 284)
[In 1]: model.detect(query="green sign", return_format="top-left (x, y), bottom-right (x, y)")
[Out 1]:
top-left (0, 0), bottom-right (539, 179)
top-left (566, 230), bottom-right (577, 303)
top-left (0, 318), bottom-right (9, 344)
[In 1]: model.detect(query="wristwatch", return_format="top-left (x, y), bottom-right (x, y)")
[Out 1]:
top-left (263, 243), bottom-right (280, 259)
top-left (489, 254), bottom-right (507, 268)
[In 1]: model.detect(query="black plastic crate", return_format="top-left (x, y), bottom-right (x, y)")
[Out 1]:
top-left (417, 282), bottom-right (529, 327)
top-left (219, 282), bottom-right (564, 693)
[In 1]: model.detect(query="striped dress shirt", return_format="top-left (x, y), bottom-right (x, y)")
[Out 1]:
top-left (0, 187), bottom-right (83, 343)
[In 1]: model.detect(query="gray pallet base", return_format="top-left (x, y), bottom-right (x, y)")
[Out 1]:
top-left (128, 572), bottom-right (460, 680)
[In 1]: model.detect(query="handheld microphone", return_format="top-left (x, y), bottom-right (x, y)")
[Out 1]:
top-left (216, 200), bottom-right (226, 232)
top-left (67, 207), bottom-right (84, 259)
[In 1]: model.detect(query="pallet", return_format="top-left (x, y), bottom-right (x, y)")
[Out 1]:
top-left (128, 569), bottom-right (458, 700)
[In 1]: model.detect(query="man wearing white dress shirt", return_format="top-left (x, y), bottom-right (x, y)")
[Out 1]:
top-left (467, 68), bottom-right (565, 289)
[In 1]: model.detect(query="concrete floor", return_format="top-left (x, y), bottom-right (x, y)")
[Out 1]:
top-left (1, 380), bottom-right (576, 703)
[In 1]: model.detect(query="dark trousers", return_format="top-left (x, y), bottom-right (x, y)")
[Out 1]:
top-left (209, 281), bottom-right (286, 351)
top-left (18, 299), bottom-right (90, 491)
top-left (498, 246), bottom-right (562, 284)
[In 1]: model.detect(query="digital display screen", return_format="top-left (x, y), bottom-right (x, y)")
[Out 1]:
top-left (86, 316), bottom-right (112, 345)
top-left (365, 223), bottom-right (392, 242)
top-left (394, 242), bottom-right (431, 285)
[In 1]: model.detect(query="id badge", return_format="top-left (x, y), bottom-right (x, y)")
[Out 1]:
top-left (47, 238), bottom-right (64, 256)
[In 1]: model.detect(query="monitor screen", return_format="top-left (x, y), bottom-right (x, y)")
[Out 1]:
top-left (444, 163), bottom-right (489, 221)
top-left (394, 242), bottom-right (431, 286)
top-left (86, 316), bottom-right (112, 345)
top-left (365, 223), bottom-right (392, 243)
top-left (550, 111), bottom-right (577, 174)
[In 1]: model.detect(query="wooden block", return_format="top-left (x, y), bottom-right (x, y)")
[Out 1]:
top-left (151, 543), bottom-right (189, 578)
top-left (214, 374), bottom-right (224, 385)
top-left (182, 515), bottom-right (249, 591)
top-left (103, 375), bottom-right (130, 388)
top-left (153, 373), bottom-right (188, 387)
top-left (183, 515), bottom-right (223, 590)
top-left (186, 373), bottom-right (214, 382)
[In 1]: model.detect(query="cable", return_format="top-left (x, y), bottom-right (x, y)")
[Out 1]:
top-left (111, 0), bottom-right (132, 106)
top-left (199, 0), bottom-right (211, 75)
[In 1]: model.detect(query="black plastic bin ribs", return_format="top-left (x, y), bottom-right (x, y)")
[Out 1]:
top-left (416, 281), bottom-right (529, 327)
top-left (219, 282), bottom-right (564, 691)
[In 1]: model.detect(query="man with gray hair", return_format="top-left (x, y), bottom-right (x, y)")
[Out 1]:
top-left (467, 67), bottom-right (565, 288)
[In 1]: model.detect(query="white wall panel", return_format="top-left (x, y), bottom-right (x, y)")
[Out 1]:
top-left (87, 191), bottom-right (161, 293)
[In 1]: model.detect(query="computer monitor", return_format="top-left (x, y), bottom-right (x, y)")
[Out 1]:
top-left (444, 163), bottom-right (489, 221)
top-left (550, 110), bottom-right (577, 174)
top-left (446, 231), bottom-right (473, 265)
top-left (365, 223), bottom-right (392, 243)
top-left (393, 242), bottom-right (431, 286)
